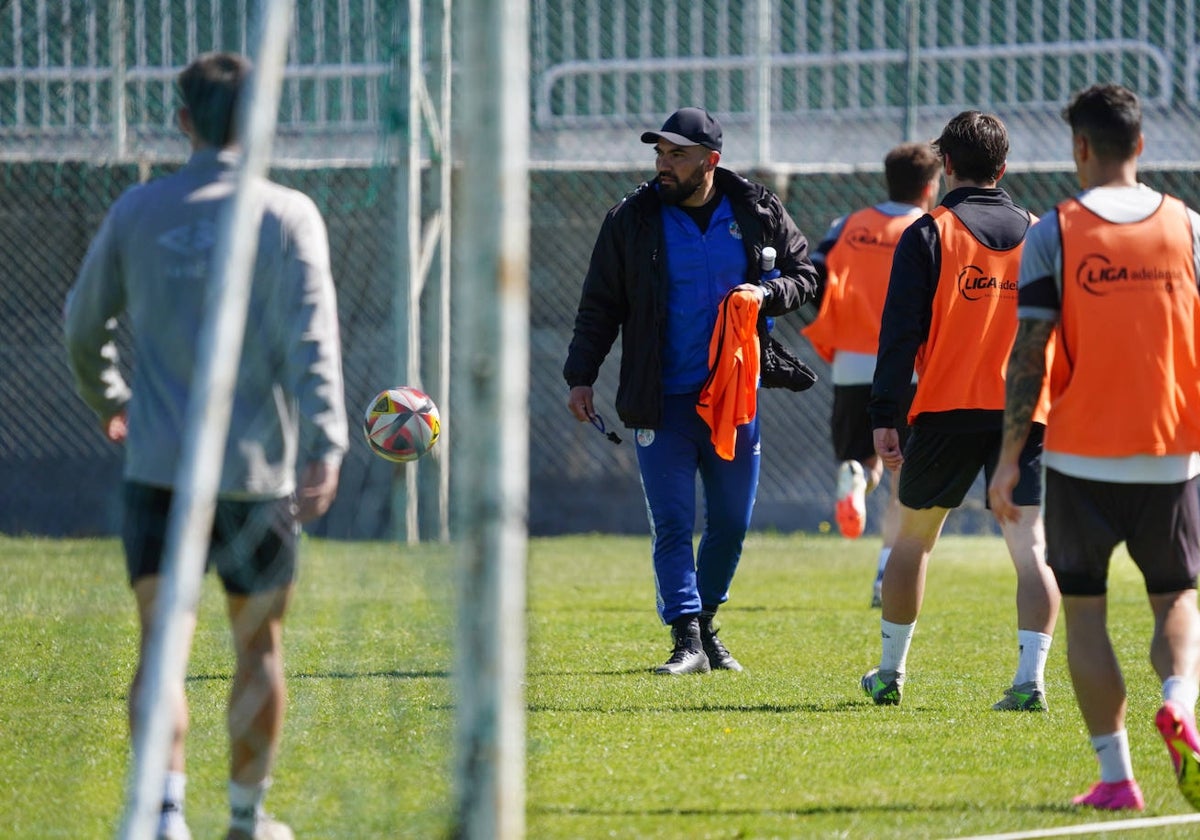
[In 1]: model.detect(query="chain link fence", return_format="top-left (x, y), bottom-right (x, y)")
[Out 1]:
top-left (3, 0), bottom-right (1199, 538)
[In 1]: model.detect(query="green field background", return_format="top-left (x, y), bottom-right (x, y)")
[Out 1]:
top-left (3, 533), bottom-right (1198, 838)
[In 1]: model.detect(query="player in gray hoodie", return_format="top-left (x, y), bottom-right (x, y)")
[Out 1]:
top-left (64, 51), bottom-right (347, 840)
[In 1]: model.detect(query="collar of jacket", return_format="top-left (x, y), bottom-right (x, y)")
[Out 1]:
top-left (627, 166), bottom-right (766, 215)
top-left (940, 185), bottom-right (1011, 209)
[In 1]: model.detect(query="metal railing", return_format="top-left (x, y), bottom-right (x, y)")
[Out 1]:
top-left (0, 0), bottom-right (390, 159)
top-left (1, 0), bottom-right (1196, 164)
top-left (535, 39), bottom-right (1172, 126)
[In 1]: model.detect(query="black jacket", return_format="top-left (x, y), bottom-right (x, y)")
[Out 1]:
top-left (563, 167), bottom-right (818, 429)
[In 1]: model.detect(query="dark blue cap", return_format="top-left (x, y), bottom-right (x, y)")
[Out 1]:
top-left (640, 107), bottom-right (723, 152)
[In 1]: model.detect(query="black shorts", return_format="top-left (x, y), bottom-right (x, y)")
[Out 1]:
top-left (898, 424), bottom-right (1044, 510)
top-left (1044, 468), bottom-right (1200, 596)
top-left (832, 383), bottom-right (915, 464)
top-left (122, 481), bottom-right (299, 595)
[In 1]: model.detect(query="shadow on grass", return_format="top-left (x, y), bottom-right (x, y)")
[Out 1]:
top-left (529, 801), bottom-right (1077, 818)
top-left (528, 699), bottom-right (866, 713)
top-left (543, 604), bottom-right (848, 615)
top-left (528, 667), bottom-right (679, 677)
top-left (186, 668), bottom-right (450, 681)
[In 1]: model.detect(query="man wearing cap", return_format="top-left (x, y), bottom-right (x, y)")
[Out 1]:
top-left (563, 107), bottom-right (818, 675)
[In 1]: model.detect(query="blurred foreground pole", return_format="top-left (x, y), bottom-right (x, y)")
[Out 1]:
top-left (753, 0), bottom-right (772, 167)
top-left (117, 2), bottom-right (292, 837)
top-left (904, 0), bottom-right (921, 141)
top-left (109, 0), bottom-right (127, 158)
top-left (392, 0), bottom-right (453, 543)
top-left (451, 0), bottom-right (529, 837)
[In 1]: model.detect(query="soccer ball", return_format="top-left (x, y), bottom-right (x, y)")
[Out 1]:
top-left (362, 386), bottom-right (441, 462)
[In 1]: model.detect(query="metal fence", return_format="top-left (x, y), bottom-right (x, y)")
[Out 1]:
top-left (527, 0), bottom-right (1200, 168)
top-left (3, 0), bottom-right (1199, 538)
top-left (0, 0), bottom-right (392, 161)
top-left (7, 1), bottom-right (1200, 167)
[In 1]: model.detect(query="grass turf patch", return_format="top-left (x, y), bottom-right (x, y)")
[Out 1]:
top-left (0, 532), bottom-right (1197, 837)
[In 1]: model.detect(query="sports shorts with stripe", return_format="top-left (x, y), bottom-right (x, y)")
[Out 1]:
top-left (832, 382), bottom-right (915, 464)
top-left (898, 424), bottom-right (1044, 510)
top-left (1044, 468), bottom-right (1200, 596)
top-left (122, 481), bottom-right (300, 595)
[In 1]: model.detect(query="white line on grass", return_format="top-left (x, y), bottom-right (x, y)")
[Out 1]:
top-left (945, 812), bottom-right (1200, 839)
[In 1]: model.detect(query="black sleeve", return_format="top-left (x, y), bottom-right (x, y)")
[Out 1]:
top-left (796, 222), bottom-right (840, 323)
top-left (761, 196), bottom-right (819, 316)
top-left (870, 216), bottom-right (938, 429)
top-left (810, 233), bottom-right (836, 303)
top-left (563, 208), bottom-right (627, 387)
top-left (1018, 275), bottom-right (1060, 311)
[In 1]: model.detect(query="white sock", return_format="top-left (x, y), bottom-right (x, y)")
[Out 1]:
top-left (1091, 730), bottom-right (1134, 783)
top-left (1014, 630), bottom-right (1052, 686)
top-left (874, 547), bottom-right (891, 583)
top-left (162, 771), bottom-right (186, 811)
top-left (1163, 675), bottom-right (1200, 715)
top-left (230, 779), bottom-right (270, 829)
top-left (159, 771), bottom-right (187, 832)
top-left (880, 619), bottom-right (915, 675)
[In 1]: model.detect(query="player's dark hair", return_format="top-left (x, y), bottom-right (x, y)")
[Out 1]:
top-left (933, 111), bottom-right (1009, 183)
top-left (1062, 84), bottom-right (1142, 161)
top-left (177, 51), bottom-right (252, 147)
top-left (884, 142), bottom-right (943, 203)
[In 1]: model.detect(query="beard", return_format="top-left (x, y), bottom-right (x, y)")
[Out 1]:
top-left (657, 167), bottom-right (707, 205)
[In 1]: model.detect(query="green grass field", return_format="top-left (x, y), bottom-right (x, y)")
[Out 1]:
top-left (3, 531), bottom-right (1199, 838)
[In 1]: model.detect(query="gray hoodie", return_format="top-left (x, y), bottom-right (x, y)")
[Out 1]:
top-left (64, 148), bottom-right (348, 498)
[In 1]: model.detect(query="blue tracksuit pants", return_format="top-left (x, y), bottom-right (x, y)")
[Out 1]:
top-left (636, 392), bottom-right (760, 624)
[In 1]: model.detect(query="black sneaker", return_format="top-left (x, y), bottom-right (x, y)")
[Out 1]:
top-left (654, 617), bottom-right (711, 675)
top-left (699, 613), bottom-right (743, 671)
top-left (861, 666), bottom-right (903, 706)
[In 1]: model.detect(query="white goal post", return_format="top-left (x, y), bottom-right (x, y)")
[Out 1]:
top-left (451, 0), bottom-right (530, 837)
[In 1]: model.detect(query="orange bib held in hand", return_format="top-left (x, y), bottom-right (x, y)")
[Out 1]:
top-left (697, 288), bottom-right (761, 460)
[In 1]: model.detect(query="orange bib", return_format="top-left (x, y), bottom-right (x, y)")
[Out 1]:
top-left (802, 207), bottom-right (918, 363)
top-left (908, 206), bottom-right (1050, 423)
top-left (1046, 195), bottom-right (1200, 456)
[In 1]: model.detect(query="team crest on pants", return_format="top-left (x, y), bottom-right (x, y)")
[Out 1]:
top-left (636, 428), bottom-right (655, 447)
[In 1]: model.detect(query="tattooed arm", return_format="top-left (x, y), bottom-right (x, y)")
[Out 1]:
top-left (988, 318), bottom-right (1055, 523)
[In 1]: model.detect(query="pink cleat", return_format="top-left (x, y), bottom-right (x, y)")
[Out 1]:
top-left (835, 460), bottom-right (867, 539)
top-left (1156, 700), bottom-right (1200, 810)
top-left (1071, 780), bottom-right (1145, 811)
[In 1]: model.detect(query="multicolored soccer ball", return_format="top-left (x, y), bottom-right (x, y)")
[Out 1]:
top-left (362, 386), bottom-right (441, 462)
